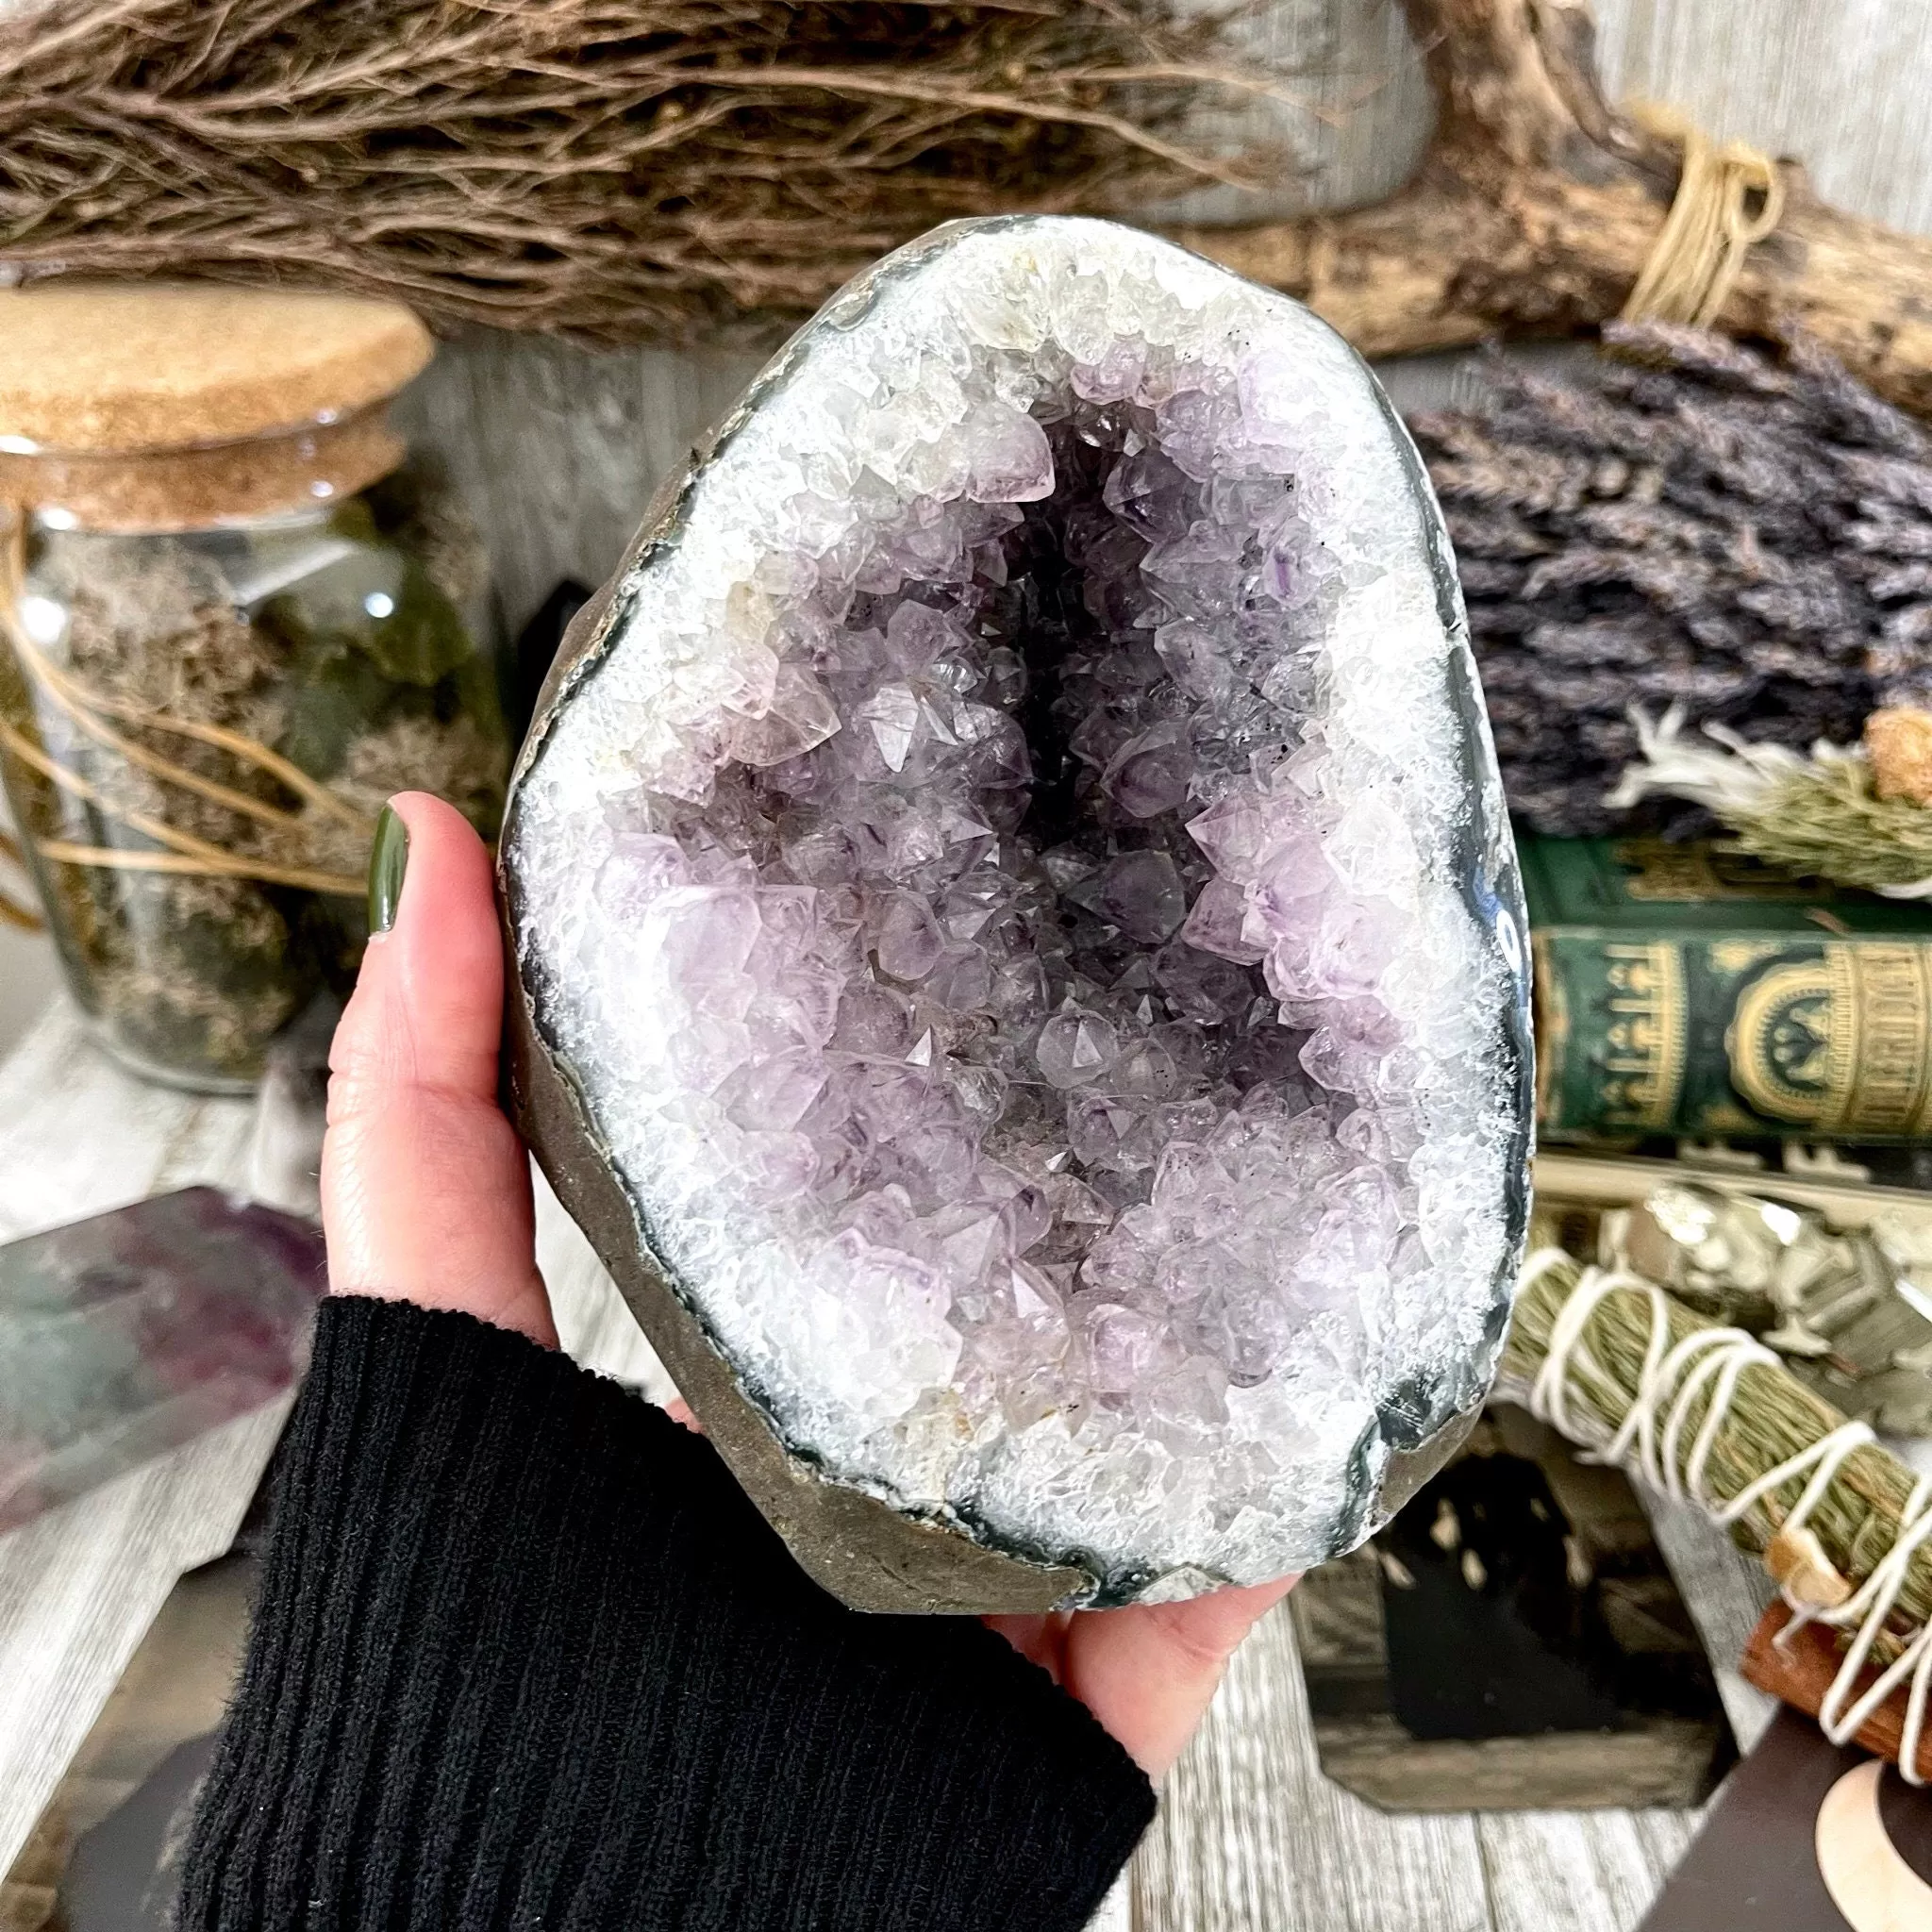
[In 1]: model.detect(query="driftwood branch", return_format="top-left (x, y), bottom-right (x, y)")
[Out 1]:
top-left (1179, 0), bottom-right (1932, 418)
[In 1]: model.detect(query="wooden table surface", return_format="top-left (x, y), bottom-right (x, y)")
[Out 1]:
top-left (0, 998), bottom-right (1781, 1928)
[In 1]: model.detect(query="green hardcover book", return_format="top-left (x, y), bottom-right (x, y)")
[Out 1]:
top-left (1522, 838), bottom-right (1932, 1143)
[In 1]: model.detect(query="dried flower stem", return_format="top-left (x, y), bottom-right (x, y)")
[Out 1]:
top-left (1608, 705), bottom-right (1932, 896)
top-left (0, 827), bottom-right (43, 931)
top-left (0, 714), bottom-right (367, 896)
top-left (5, 623), bottom-right (373, 833)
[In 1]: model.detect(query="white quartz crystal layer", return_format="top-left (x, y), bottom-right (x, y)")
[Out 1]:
top-left (508, 217), bottom-right (1527, 1593)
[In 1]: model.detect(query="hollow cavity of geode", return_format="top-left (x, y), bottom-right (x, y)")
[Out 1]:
top-left (503, 217), bottom-right (1532, 1611)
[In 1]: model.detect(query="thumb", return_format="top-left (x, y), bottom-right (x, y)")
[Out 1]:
top-left (323, 791), bottom-right (554, 1346)
top-left (1061, 1576), bottom-right (1295, 1778)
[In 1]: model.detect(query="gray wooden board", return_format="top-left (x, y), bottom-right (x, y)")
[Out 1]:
top-left (1644, 1495), bottom-right (1780, 1756)
top-left (1475, 1808), bottom-right (1700, 1932)
top-left (1132, 1594), bottom-right (1713, 1932)
top-left (391, 335), bottom-right (763, 640)
top-left (0, 1007), bottom-right (266, 1876)
top-left (1135, 1603), bottom-right (1495, 1930)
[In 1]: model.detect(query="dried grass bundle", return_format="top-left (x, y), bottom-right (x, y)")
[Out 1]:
top-left (0, 0), bottom-right (1287, 346)
top-left (1507, 1252), bottom-right (1932, 1779)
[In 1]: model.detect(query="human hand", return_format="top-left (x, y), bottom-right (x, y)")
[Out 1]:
top-left (325, 791), bottom-right (1292, 1779)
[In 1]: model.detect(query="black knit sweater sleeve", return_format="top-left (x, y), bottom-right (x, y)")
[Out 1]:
top-left (177, 1295), bottom-right (1156, 1932)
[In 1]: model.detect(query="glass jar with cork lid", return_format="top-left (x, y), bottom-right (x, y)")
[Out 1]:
top-left (0, 284), bottom-right (509, 1091)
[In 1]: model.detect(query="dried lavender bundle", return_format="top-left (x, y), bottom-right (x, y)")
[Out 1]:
top-left (1409, 324), bottom-right (1932, 837)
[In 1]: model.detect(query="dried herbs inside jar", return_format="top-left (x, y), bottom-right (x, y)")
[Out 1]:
top-left (0, 469), bottom-right (507, 1089)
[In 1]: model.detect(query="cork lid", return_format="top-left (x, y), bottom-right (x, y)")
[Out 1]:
top-left (0, 283), bottom-right (435, 454)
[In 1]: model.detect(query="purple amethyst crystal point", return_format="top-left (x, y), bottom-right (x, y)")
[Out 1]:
top-left (503, 216), bottom-right (1532, 1611)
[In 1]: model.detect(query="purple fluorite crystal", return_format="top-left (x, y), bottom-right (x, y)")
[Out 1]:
top-left (0, 1189), bottom-right (325, 1530)
top-left (508, 217), bottom-right (1531, 1600)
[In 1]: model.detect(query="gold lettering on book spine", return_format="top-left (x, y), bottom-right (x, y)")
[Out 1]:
top-left (1728, 945), bottom-right (1932, 1136)
top-left (1530, 935), bottom-right (1570, 1125)
top-left (1599, 942), bottom-right (1686, 1131)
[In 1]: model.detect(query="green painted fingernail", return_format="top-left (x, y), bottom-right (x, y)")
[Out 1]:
top-left (368, 804), bottom-right (408, 934)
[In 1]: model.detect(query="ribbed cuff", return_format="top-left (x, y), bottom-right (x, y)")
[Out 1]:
top-left (178, 1296), bottom-right (1155, 1931)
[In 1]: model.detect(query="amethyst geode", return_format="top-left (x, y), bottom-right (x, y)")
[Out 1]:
top-left (502, 217), bottom-right (1532, 1611)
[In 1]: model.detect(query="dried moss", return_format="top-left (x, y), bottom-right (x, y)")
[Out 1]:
top-left (0, 474), bottom-right (508, 1087)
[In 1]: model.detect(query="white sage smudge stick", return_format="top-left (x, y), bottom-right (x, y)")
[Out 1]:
top-left (1502, 1249), bottom-right (1932, 1779)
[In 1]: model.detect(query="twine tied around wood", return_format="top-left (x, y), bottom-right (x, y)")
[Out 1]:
top-left (1620, 105), bottom-right (1785, 329)
top-left (0, 512), bottom-right (374, 908)
top-left (1503, 1250), bottom-right (1932, 1780)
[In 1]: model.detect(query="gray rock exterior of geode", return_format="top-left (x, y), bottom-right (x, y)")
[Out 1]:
top-left (499, 220), bottom-right (1530, 1614)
